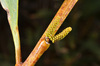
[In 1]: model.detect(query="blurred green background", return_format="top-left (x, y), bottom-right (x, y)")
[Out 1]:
top-left (0, 0), bottom-right (100, 66)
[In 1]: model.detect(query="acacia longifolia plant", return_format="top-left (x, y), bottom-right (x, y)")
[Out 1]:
top-left (0, 0), bottom-right (78, 66)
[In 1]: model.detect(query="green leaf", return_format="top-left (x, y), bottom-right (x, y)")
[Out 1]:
top-left (0, 0), bottom-right (20, 49)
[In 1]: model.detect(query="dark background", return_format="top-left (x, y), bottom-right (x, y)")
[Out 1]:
top-left (0, 0), bottom-right (100, 66)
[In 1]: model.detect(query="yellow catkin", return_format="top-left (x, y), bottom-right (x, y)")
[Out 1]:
top-left (45, 16), bottom-right (60, 39)
top-left (51, 27), bottom-right (72, 43)
top-left (45, 17), bottom-right (72, 43)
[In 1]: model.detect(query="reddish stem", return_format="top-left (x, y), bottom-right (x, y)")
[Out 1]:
top-left (22, 0), bottom-right (78, 65)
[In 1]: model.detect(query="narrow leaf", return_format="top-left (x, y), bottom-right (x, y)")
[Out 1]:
top-left (0, 0), bottom-right (21, 65)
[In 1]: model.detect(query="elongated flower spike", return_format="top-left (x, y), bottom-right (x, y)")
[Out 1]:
top-left (45, 16), bottom-right (72, 43)
top-left (45, 16), bottom-right (61, 40)
top-left (52, 27), bottom-right (72, 43)
top-left (46, 26), bottom-right (72, 43)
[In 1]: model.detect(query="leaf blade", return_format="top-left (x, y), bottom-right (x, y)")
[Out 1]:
top-left (0, 0), bottom-right (21, 64)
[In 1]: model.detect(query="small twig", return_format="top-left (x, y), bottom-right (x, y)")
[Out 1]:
top-left (22, 0), bottom-right (78, 66)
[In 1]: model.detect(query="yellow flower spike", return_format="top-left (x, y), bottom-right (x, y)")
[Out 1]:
top-left (45, 16), bottom-right (61, 38)
top-left (52, 27), bottom-right (72, 43)
top-left (45, 16), bottom-right (72, 43)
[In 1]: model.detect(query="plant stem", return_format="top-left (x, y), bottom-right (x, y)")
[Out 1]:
top-left (22, 0), bottom-right (78, 65)
top-left (22, 39), bottom-right (50, 66)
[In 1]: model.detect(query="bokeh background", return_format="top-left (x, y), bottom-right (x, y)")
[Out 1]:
top-left (0, 0), bottom-right (100, 66)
